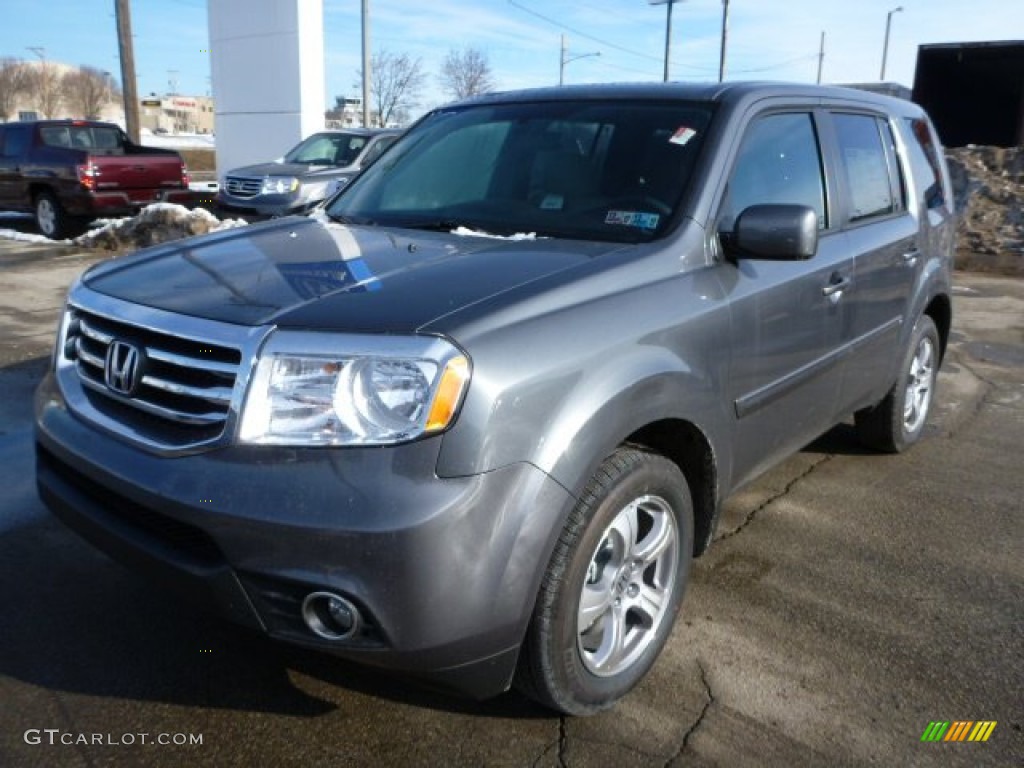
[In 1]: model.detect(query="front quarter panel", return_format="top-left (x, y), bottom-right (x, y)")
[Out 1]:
top-left (436, 263), bottom-right (733, 504)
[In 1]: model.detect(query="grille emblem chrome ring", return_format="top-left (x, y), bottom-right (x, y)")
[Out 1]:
top-left (104, 340), bottom-right (143, 396)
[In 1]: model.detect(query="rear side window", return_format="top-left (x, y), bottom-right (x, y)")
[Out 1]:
top-left (833, 114), bottom-right (896, 222)
top-left (902, 117), bottom-right (945, 210)
top-left (1, 125), bottom-right (30, 157)
top-left (720, 113), bottom-right (827, 231)
top-left (40, 125), bottom-right (125, 151)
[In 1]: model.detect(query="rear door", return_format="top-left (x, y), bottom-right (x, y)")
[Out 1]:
top-left (716, 108), bottom-right (853, 487)
top-left (826, 110), bottom-right (918, 414)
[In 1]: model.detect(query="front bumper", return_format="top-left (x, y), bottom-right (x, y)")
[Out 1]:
top-left (216, 191), bottom-right (312, 219)
top-left (34, 371), bottom-right (572, 698)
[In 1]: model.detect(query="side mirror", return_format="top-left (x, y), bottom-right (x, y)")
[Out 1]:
top-left (730, 204), bottom-right (818, 260)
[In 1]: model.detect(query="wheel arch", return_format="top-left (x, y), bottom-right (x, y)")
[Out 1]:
top-left (924, 292), bottom-right (952, 363)
top-left (623, 418), bottom-right (719, 557)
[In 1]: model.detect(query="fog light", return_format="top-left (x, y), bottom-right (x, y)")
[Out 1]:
top-left (301, 591), bottom-right (361, 640)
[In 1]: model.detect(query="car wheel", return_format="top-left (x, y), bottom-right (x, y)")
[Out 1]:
top-left (34, 192), bottom-right (76, 240)
top-left (855, 314), bottom-right (940, 453)
top-left (515, 447), bottom-right (693, 715)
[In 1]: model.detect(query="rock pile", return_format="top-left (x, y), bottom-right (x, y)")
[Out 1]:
top-left (946, 146), bottom-right (1024, 275)
top-left (74, 203), bottom-right (247, 252)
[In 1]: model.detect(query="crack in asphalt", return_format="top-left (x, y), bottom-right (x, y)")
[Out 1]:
top-left (530, 716), bottom-right (568, 768)
top-left (717, 454), bottom-right (834, 542)
top-left (664, 660), bottom-right (715, 767)
top-left (49, 689), bottom-right (98, 768)
top-left (558, 714), bottom-right (569, 767)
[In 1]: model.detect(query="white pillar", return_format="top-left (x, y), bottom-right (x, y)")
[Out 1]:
top-left (208, 0), bottom-right (325, 177)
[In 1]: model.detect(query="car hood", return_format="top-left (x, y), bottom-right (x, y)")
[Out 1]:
top-left (82, 216), bottom-right (621, 332)
top-left (225, 162), bottom-right (350, 179)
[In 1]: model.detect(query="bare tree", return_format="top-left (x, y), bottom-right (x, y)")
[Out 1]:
top-left (28, 60), bottom-right (64, 119)
top-left (361, 50), bottom-right (426, 127)
top-left (438, 47), bottom-right (495, 101)
top-left (0, 57), bottom-right (29, 122)
top-left (62, 66), bottom-right (120, 120)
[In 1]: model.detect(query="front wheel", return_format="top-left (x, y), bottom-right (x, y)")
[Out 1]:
top-left (855, 314), bottom-right (940, 453)
top-left (515, 448), bottom-right (693, 715)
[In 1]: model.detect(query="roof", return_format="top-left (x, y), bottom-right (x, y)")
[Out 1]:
top-left (450, 80), bottom-right (921, 115)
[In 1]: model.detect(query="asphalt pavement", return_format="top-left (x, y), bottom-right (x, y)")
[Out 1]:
top-left (0, 237), bottom-right (1020, 767)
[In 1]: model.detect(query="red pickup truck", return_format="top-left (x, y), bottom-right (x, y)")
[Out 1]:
top-left (0, 120), bottom-right (193, 239)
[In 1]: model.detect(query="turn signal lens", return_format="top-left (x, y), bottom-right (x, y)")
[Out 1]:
top-left (425, 356), bottom-right (470, 432)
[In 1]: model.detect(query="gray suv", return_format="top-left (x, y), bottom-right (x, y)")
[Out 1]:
top-left (35, 83), bottom-right (954, 715)
top-left (216, 128), bottom-right (400, 217)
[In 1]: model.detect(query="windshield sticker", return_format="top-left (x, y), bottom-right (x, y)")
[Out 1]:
top-left (669, 126), bottom-right (697, 146)
top-left (605, 210), bottom-right (660, 230)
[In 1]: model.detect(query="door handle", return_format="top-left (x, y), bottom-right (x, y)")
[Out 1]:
top-left (902, 249), bottom-right (920, 267)
top-left (822, 274), bottom-right (851, 299)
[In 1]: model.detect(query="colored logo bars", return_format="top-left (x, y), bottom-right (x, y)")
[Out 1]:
top-left (920, 721), bottom-right (997, 742)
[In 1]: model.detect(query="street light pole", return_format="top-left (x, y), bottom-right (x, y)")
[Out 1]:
top-left (880, 6), bottom-right (903, 81)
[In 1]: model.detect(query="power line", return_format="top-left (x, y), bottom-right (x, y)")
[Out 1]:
top-left (507, 0), bottom-right (664, 65)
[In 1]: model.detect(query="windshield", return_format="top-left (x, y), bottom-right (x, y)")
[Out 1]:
top-left (284, 132), bottom-right (372, 166)
top-left (325, 100), bottom-right (712, 243)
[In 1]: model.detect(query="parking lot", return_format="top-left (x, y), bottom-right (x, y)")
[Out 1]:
top-left (0, 237), bottom-right (1021, 767)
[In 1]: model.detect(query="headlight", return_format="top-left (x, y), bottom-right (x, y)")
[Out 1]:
top-left (297, 180), bottom-right (330, 203)
top-left (260, 176), bottom-right (299, 195)
top-left (239, 332), bottom-right (470, 446)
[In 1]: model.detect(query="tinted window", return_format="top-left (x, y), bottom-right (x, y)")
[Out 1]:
top-left (39, 125), bottom-right (125, 151)
top-left (1, 125), bottom-right (30, 157)
top-left (833, 113), bottom-right (895, 222)
top-left (721, 113), bottom-right (826, 231)
top-left (902, 117), bottom-right (945, 210)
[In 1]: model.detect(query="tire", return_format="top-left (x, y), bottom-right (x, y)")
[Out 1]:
top-left (855, 315), bottom-right (940, 453)
top-left (515, 448), bottom-right (693, 715)
top-left (34, 191), bottom-right (76, 240)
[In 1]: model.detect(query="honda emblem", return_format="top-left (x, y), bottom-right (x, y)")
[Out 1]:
top-left (105, 340), bottom-right (142, 395)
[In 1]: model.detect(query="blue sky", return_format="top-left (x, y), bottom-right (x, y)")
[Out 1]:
top-left (2, 0), bottom-right (1021, 117)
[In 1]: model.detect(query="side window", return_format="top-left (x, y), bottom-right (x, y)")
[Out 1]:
top-left (360, 135), bottom-right (396, 168)
top-left (902, 117), bottom-right (945, 210)
top-left (1, 125), bottom-right (30, 157)
top-left (833, 113), bottom-right (895, 222)
top-left (720, 112), bottom-right (826, 231)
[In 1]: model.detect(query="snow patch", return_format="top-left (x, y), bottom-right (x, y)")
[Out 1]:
top-left (0, 229), bottom-right (70, 245)
top-left (451, 226), bottom-right (538, 240)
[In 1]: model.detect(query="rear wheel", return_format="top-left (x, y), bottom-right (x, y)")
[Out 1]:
top-left (34, 191), bottom-right (78, 240)
top-left (855, 315), bottom-right (940, 453)
top-left (515, 448), bottom-right (693, 715)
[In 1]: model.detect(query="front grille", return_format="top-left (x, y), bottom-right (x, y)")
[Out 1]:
top-left (65, 307), bottom-right (242, 446)
top-left (225, 175), bottom-right (261, 199)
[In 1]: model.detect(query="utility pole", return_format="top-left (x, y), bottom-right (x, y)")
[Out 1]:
top-left (115, 0), bottom-right (140, 143)
top-left (361, 0), bottom-right (371, 127)
top-left (816, 30), bottom-right (825, 84)
top-left (662, 0), bottom-right (674, 82)
top-left (718, 0), bottom-right (730, 83)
